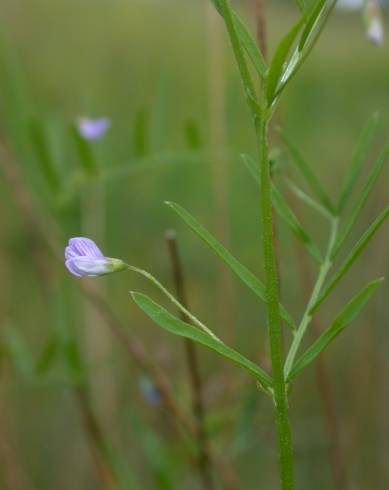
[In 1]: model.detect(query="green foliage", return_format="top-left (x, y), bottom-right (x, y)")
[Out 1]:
top-left (288, 278), bottom-right (383, 380)
top-left (166, 201), bottom-right (296, 330)
top-left (278, 127), bottom-right (335, 214)
top-left (333, 143), bottom-right (389, 257)
top-left (131, 292), bottom-right (273, 389)
top-left (209, 0), bottom-right (267, 79)
top-left (337, 113), bottom-right (380, 214)
top-left (29, 119), bottom-right (61, 194)
top-left (243, 154), bottom-right (323, 264)
top-left (312, 207), bottom-right (389, 314)
top-left (266, 19), bottom-right (304, 106)
top-left (70, 123), bottom-right (98, 177)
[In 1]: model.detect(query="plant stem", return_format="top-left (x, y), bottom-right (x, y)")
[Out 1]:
top-left (257, 114), bottom-right (295, 489)
top-left (165, 229), bottom-right (214, 490)
top-left (284, 217), bottom-right (339, 378)
top-left (126, 264), bottom-right (220, 341)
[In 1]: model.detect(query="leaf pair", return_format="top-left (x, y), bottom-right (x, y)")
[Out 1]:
top-left (288, 278), bottom-right (383, 380)
top-left (209, 0), bottom-right (267, 80)
top-left (266, 0), bottom-right (337, 106)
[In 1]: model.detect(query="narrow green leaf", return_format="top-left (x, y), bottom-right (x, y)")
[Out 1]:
top-left (166, 201), bottom-right (296, 330)
top-left (35, 338), bottom-right (58, 375)
top-left (133, 108), bottom-right (149, 158)
top-left (243, 154), bottom-right (322, 264)
top-left (333, 143), bottom-right (389, 257)
top-left (337, 113), bottom-right (380, 214)
top-left (210, 0), bottom-right (260, 119)
top-left (30, 120), bottom-right (61, 193)
top-left (285, 179), bottom-right (333, 220)
top-left (272, 187), bottom-right (323, 264)
top-left (276, 0), bottom-right (337, 99)
top-left (184, 119), bottom-right (202, 149)
top-left (296, 0), bottom-right (306, 12)
top-left (131, 292), bottom-right (272, 388)
top-left (209, 0), bottom-right (267, 78)
top-left (298, 0), bottom-right (327, 51)
top-left (232, 14), bottom-right (267, 78)
top-left (288, 278), bottom-right (383, 380)
top-left (278, 128), bottom-right (335, 214)
top-left (311, 207), bottom-right (389, 314)
top-left (266, 18), bottom-right (304, 105)
top-left (3, 325), bottom-right (35, 378)
top-left (70, 124), bottom-right (98, 177)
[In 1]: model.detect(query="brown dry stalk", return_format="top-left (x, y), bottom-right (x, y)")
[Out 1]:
top-left (165, 230), bottom-right (214, 490)
top-left (255, 0), bottom-right (267, 61)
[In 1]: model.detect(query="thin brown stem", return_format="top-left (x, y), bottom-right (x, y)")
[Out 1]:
top-left (255, 0), bottom-right (267, 61)
top-left (74, 388), bottom-right (119, 490)
top-left (165, 229), bottom-right (214, 490)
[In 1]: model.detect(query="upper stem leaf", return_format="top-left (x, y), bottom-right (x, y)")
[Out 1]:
top-left (166, 201), bottom-right (297, 330)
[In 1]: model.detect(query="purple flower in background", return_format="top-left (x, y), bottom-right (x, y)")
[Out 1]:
top-left (77, 117), bottom-right (111, 141)
top-left (65, 237), bottom-right (126, 277)
top-left (364, 0), bottom-right (384, 46)
top-left (367, 18), bottom-right (384, 45)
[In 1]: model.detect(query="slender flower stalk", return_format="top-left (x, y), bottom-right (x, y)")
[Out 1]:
top-left (65, 237), bottom-right (220, 341)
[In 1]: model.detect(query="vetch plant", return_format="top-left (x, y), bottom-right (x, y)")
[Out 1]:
top-left (66, 1), bottom-right (388, 488)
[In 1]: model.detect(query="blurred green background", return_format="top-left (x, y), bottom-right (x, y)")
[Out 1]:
top-left (0, 0), bottom-right (388, 489)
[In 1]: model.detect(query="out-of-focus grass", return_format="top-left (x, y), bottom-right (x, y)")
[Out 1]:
top-left (0, 1), bottom-right (388, 489)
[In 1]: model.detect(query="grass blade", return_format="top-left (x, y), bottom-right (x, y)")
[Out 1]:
top-left (278, 128), bottom-right (335, 214)
top-left (70, 124), bottom-right (98, 177)
top-left (133, 107), bottom-right (150, 158)
top-left (30, 120), bottom-right (61, 194)
top-left (131, 292), bottom-right (273, 388)
top-left (311, 207), bottom-right (389, 314)
top-left (243, 154), bottom-right (323, 264)
top-left (333, 143), bottom-right (389, 257)
top-left (166, 201), bottom-right (296, 330)
top-left (288, 278), bottom-right (383, 381)
top-left (337, 113), bottom-right (380, 214)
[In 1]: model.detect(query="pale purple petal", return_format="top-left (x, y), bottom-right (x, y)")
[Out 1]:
top-left (68, 237), bottom-right (104, 259)
top-left (65, 245), bottom-right (78, 260)
top-left (65, 259), bottom-right (83, 277)
top-left (78, 117), bottom-right (111, 141)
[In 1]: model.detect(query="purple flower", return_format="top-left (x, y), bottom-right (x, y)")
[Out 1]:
top-left (367, 18), bottom-right (384, 46)
top-left (364, 0), bottom-right (384, 46)
top-left (65, 237), bottom-right (126, 277)
top-left (77, 117), bottom-right (111, 141)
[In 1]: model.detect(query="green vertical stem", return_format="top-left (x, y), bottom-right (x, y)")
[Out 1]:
top-left (257, 114), bottom-right (295, 489)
